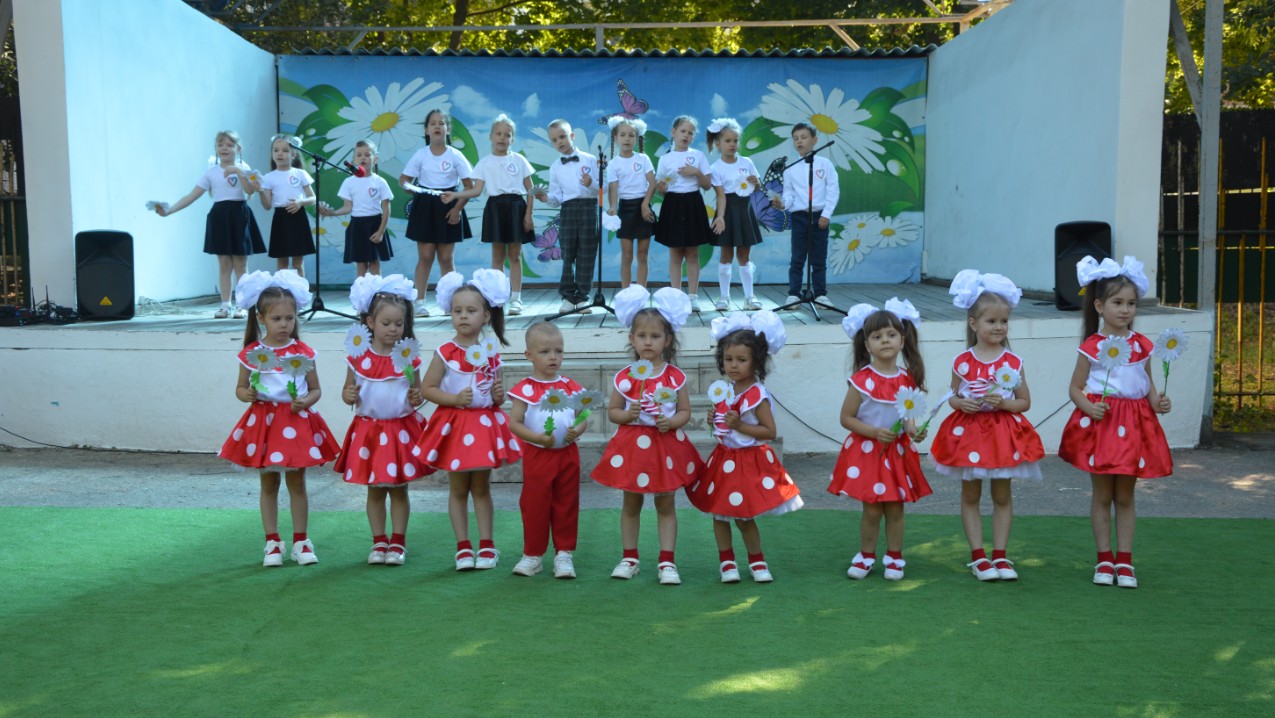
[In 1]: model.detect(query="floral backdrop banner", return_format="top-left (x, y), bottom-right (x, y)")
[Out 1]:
top-left (278, 56), bottom-right (926, 286)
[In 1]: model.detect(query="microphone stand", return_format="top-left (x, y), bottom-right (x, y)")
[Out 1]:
top-left (290, 140), bottom-right (356, 321)
top-left (775, 140), bottom-right (845, 321)
top-left (546, 145), bottom-right (616, 324)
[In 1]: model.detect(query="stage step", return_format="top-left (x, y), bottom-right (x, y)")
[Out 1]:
top-left (487, 352), bottom-right (783, 483)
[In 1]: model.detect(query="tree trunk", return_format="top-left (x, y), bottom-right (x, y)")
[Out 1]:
top-left (449, 0), bottom-right (469, 52)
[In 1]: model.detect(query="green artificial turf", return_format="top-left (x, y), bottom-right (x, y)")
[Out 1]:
top-left (1, 507), bottom-right (1272, 717)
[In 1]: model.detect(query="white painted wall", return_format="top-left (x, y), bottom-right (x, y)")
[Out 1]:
top-left (15, 0), bottom-right (277, 306)
top-left (925, 0), bottom-right (1170, 295)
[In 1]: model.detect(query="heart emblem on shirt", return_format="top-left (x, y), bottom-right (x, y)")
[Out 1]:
top-left (505, 162), bottom-right (517, 174)
top-left (684, 157), bottom-right (695, 165)
top-left (815, 169), bottom-right (826, 179)
top-left (288, 174), bottom-right (300, 186)
top-left (227, 175), bottom-right (239, 187)
top-left (440, 160), bottom-right (452, 172)
top-left (633, 161), bottom-right (642, 172)
top-left (582, 167), bottom-right (591, 175)
top-left (368, 187), bottom-right (377, 198)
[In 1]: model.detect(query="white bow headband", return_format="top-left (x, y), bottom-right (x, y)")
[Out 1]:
top-left (235, 269), bottom-right (313, 311)
top-left (349, 273), bottom-right (416, 314)
top-left (607, 115), bottom-right (647, 138)
top-left (614, 285), bottom-right (692, 332)
top-left (435, 269), bottom-right (511, 312)
top-left (1076, 255), bottom-right (1149, 297)
top-left (841, 297), bottom-right (921, 338)
top-left (709, 311), bottom-right (787, 355)
top-left (949, 269), bottom-right (1022, 309)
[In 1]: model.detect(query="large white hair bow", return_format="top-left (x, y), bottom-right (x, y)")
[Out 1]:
top-left (1076, 255), bottom-right (1149, 297)
top-left (349, 274), bottom-right (415, 314)
top-left (949, 269), bottom-right (1022, 309)
top-left (709, 311), bottom-right (787, 355)
top-left (235, 269), bottom-right (313, 311)
top-left (614, 285), bottom-right (651, 327)
top-left (435, 269), bottom-right (511, 312)
top-left (841, 298), bottom-right (921, 338)
top-left (614, 285), bottom-right (691, 331)
top-left (884, 297), bottom-right (921, 326)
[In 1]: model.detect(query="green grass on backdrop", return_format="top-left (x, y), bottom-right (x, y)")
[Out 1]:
top-left (1, 507), bottom-right (1272, 717)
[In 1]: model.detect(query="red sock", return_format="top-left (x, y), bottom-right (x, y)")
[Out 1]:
top-left (992, 549), bottom-right (1007, 561)
top-left (457, 540), bottom-right (473, 552)
top-left (265, 533), bottom-right (281, 542)
top-left (1116, 551), bottom-right (1132, 564)
top-left (479, 539), bottom-right (495, 550)
top-left (292, 532), bottom-right (307, 543)
top-left (373, 534), bottom-right (389, 545)
top-left (747, 552), bottom-right (765, 564)
top-left (1098, 550), bottom-right (1115, 564)
top-left (718, 550), bottom-right (736, 563)
top-left (860, 551), bottom-right (876, 561)
top-left (622, 548), bottom-right (639, 561)
top-left (971, 548), bottom-right (988, 562)
top-left (390, 533), bottom-right (406, 546)
top-left (658, 550), bottom-right (675, 564)
top-left (886, 550), bottom-right (903, 561)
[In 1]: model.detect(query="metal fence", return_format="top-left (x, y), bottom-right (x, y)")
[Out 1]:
top-left (0, 97), bottom-right (25, 308)
top-left (1161, 111), bottom-right (1273, 417)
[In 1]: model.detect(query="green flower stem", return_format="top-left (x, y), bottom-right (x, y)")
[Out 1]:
top-left (250, 371), bottom-right (266, 395)
top-left (573, 409), bottom-right (591, 427)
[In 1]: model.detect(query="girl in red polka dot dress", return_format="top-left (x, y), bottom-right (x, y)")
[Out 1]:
top-left (418, 269), bottom-right (522, 572)
top-left (1059, 256), bottom-right (1172, 589)
top-left (686, 310), bottom-right (802, 584)
top-left (219, 270), bottom-right (340, 567)
top-left (828, 298), bottom-right (931, 581)
top-left (591, 285), bottom-right (704, 586)
top-left (336, 274), bottom-right (433, 566)
top-left (931, 270), bottom-right (1045, 583)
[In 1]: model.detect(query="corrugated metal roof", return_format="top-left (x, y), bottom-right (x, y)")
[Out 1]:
top-left (285, 47), bottom-right (935, 59)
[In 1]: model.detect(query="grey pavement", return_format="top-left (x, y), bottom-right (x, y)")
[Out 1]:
top-left (1, 434), bottom-right (1271, 519)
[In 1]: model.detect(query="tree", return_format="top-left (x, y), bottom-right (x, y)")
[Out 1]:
top-left (1165, 0), bottom-right (1275, 113)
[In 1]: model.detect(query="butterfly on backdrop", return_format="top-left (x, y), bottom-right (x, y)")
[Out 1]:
top-left (533, 214), bottom-right (563, 262)
top-left (749, 157), bottom-right (792, 232)
top-left (597, 79), bottom-right (650, 125)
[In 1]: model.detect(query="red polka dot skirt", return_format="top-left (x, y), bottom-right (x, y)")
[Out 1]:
top-left (416, 406), bottom-right (522, 473)
top-left (686, 444), bottom-right (802, 519)
top-left (335, 413), bottom-right (433, 486)
top-left (219, 402), bottom-right (341, 469)
top-left (1058, 394), bottom-right (1173, 478)
top-left (591, 425), bottom-right (705, 494)
top-left (931, 409), bottom-right (1045, 480)
top-left (827, 433), bottom-right (932, 503)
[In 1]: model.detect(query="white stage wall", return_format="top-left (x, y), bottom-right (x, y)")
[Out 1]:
top-left (14, 0), bottom-right (277, 306)
top-left (925, 0), bottom-right (1170, 295)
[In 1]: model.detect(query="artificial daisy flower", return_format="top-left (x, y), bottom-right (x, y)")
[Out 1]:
top-left (539, 388), bottom-right (571, 413)
top-left (571, 389), bottom-right (605, 412)
top-left (651, 386), bottom-right (678, 405)
top-left (391, 338), bottom-right (421, 383)
top-left (245, 346), bottom-right (280, 373)
top-left (993, 364), bottom-right (1022, 392)
top-left (759, 79), bottom-right (886, 173)
top-left (344, 323), bottom-right (372, 358)
top-left (707, 379), bottom-right (735, 405)
top-left (324, 79), bottom-right (448, 176)
top-left (465, 343), bottom-right (490, 367)
top-left (1096, 335), bottom-right (1132, 398)
top-left (629, 359), bottom-right (656, 382)
top-left (1152, 328), bottom-right (1189, 392)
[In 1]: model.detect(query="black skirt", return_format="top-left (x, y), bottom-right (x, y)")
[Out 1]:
top-left (268, 207), bottom-right (317, 258)
top-left (481, 194), bottom-right (534, 245)
top-left (713, 194), bottom-right (763, 248)
top-left (405, 191), bottom-right (472, 244)
top-left (344, 215), bottom-right (393, 263)
top-left (653, 191), bottom-right (712, 248)
top-left (616, 197), bottom-right (652, 239)
top-left (203, 200), bottom-right (266, 256)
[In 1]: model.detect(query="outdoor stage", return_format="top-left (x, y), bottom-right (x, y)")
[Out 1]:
top-left (0, 282), bottom-right (1211, 462)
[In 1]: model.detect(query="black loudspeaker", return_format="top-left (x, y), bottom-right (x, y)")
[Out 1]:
top-left (1054, 221), bottom-right (1112, 311)
top-left (76, 230), bottom-right (134, 320)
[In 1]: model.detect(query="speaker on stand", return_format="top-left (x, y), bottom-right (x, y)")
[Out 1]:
top-left (1054, 221), bottom-right (1112, 311)
top-left (76, 230), bottom-right (134, 320)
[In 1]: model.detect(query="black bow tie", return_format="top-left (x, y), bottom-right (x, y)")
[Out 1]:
top-left (560, 156), bottom-right (580, 164)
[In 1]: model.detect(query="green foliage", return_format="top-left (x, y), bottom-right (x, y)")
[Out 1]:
top-left (1166, 0), bottom-right (1275, 113)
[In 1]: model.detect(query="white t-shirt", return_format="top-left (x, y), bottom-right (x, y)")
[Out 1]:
top-left (260, 168), bottom-right (314, 208)
top-left (338, 175), bottom-right (394, 217)
top-left (711, 156), bottom-right (760, 197)
top-left (197, 162), bottom-right (252, 202)
top-left (401, 146), bottom-right (473, 189)
top-left (655, 148), bottom-right (710, 194)
top-left (471, 153), bottom-right (534, 196)
top-left (608, 153), bottom-right (655, 200)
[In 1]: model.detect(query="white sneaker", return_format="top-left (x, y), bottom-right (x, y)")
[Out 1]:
top-left (814, 295), bottom-right (829, 305)
top-left (749, 561), bottom-right (774, 583)
top-left (783, 295), bottom-right (799, 308)
top-left (657, 561), bottom-right (682, 585)
top-left (746, 296), bottom-right (762, 310)
top-left (291, 539), bottom-right (318, 566)
top-left (719, 560), bottom-right (740, 583)
top-left (882, 555), bottom-right (906, 581)
top-left (558, 299), bottom-right (575, 313)
top-left (456, 548), bottom-right (476, 571)
top-left (384, 544), bottom-right (406, 566)
top-left (993, 558), bottom-right (1019, 581)
top-left (512, 554), bottom-right (543, 577)
top-left (553, 551), bottom-right (577, 579)
top-left (475, 547), bottom-right (499, 570)
top-left (368, 541), bottom-right (389, 565)
top-left (232, 306), bottom-right (248, 319)
top-left (968, 558), bottom-right (999, 582)
top-left (714, 297), bottom-right (729, 311)
top-left (611, 557), bottom-right (640, 579)
top-left (575, 300), bottom-right (593, 314)
top-left (508, 298), bottom-right (523, 316)
top-left (414, 299), bottom-right (430, 317)
top-left (263, 540), bottom-right (284, 567)
top-left (846, 552), bottom-right (875, 579)
top-left (214, 306), bottom-right (231, 319)
top-left (688, 294), bottom-right (701, 313)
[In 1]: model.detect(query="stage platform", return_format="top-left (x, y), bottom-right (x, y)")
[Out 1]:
top-left (0, 284), bottom-right (1211, 467)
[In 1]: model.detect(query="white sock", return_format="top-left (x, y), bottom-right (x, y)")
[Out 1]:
top-left (718, 263), bottom-right (732, 301)
top-left (740, 262), bottom-right (755, 298)
top-left (511, 291), bottom-right (521, 301)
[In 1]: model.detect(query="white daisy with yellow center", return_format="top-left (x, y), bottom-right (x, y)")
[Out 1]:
top-left (651, 386), bottom-right (677, 405)
top-left (324, 79), bottom-right (448, 176)
top-left (829, 215), bottom-right (881, 274)
top-left (465, 342), bottom-right (490, 368)
top-left (760, 79), bottom-right (886, 173)
top-left (873, 215), bottom-right (921, 248)
top-left (345, 324), bottom-right (372, 358)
